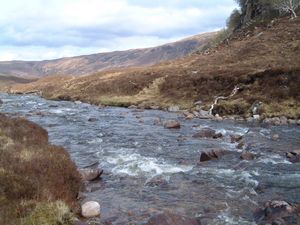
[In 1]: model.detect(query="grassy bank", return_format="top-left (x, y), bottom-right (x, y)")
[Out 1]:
top-left (0, 113), bottom-right (82, 225)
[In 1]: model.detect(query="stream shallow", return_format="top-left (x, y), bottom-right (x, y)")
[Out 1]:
top-left (0, 93), bottom-right (300, 225)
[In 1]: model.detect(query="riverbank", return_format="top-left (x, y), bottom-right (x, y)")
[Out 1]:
top-left (8, 18), bottom-right (300, 119)
top-left (0, 113), bottom-right (82, 225)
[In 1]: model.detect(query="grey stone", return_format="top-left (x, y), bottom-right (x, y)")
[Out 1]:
top-left (81, 201), bottom-right (101, 218)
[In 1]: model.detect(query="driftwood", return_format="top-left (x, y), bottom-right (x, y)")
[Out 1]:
top-left (209, 85), bottom-right (240, 116)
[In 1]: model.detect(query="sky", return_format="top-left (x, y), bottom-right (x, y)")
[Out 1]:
top-left (0, 0), bottom-right (237, 61)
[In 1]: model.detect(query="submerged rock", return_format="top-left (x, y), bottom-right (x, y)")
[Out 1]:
top-left (81, 201), bottom-right (101, 218)
top-left (193, 128), bottom-right (223, 139)
top-left (145, 175), bottom-right (169, 187)
top-left (286, 150), bottom-right (300, 163)
top-left (240, 151), bottom-right (256, 160)
top-left (49, 104), bottom-right (59, 108)
top-left (236, 141), bottom-right (245, 149)
top-left (79, 169), bottom-right (103, 181)
top-left (199, 149), bottom-right (226, 162)
top-left (146, 212), bottom-right (200, 225)
top-left (0, 99), bottom-right (3, 105)
top-left (153, 117), bottom-right (162, 125)
top-left (272, 134), bottom-right (280, 141)
top-left (88, 117), bottom-right (97, 122)
top-left (164, 120), bottom-right (181, 129)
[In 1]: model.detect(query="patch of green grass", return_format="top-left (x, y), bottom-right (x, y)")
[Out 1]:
top-left (213, 98), bottom-right (251, 116)
top-left (22, 201), bottom-right (75, 225)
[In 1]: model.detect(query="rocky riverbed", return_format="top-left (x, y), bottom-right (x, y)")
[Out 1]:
top-left (0, 93), bottom-right (299, 225)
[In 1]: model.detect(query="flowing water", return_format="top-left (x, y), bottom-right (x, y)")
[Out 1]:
top-left (1, 93), bottom-right (300, 224)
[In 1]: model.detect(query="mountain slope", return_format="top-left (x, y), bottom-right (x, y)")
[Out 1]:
top-left (11, 18), bottom-right (300, 118)
top-left (0, 74), bottom-right (36, 91)
top-left (0, 32), bottom-right (216, 77)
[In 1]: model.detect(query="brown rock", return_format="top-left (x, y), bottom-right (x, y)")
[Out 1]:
top-left (240, 151), bottom-right (256, 160)
top-left (286, 150), bottom-right (300, 163)
top-left (200, 149), bottom-right (226, 162)
top-left (185, 113), bottom-right (194, 120)
top-left (230, 134), bottom-right (243, 143)
top-left (146, 212), bottom-right (200, 225)
top-left (164, 120), bottom-right (181, 129)
top-left (79, 169), bottom-right (103, 181)
top-left (193, 128), bottom-right (223, 139)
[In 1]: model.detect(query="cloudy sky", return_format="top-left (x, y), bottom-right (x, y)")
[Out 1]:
top-left (0, 0), bottom-right (237, 61)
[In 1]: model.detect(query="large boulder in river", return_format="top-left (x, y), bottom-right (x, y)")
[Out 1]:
top-left (200, 149), bottom-right (226, 162)
top-left (286, 150), bottom-right (300, 163)
top-left (146, 212), bottom-right (200, 225)
top-left (254, 200), bottom-right (299, 225)
top-left (0, 99), bottom-right (3, 105)
top-left (164, 120), bottom-right (181, 129)
top-left (193, 128), bottom-right (222, 139)
top-left (79, 169), bottom-right (103, 181)
top-left (81, 201), bottom-right (101, 218)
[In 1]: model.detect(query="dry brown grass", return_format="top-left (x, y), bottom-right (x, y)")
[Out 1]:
top-left (0, 114), bottom-right (81, 225)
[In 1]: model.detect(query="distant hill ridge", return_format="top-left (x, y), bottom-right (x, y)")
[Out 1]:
top-left (0, 32), bottom-right (216, 77)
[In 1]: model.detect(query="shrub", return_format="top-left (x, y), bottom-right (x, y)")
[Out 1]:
top-left (0, 114), bottom-right (82, 225)
top-left (227, 9), bottom-right (242, 30)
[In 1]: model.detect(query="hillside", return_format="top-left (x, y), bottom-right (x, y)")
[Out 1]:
top-left (10, 18), bottom-right (300, 119)
top-left (0, 32), bottom-right (216, 77)
top-left (0, 74), bottom-right (36, 91)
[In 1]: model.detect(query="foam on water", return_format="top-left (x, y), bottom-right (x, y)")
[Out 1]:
top-left (49, 107), bottom-right (74, 114)
top-left (105, 152), bottom-right (193, 177)
top-left (87, 137), bottom-right (103, 144)
top-left (199, 168), bottom-right (259, 187)
top-left (258, 153), bottom-right (292, 165)
top-left (217, 209), bottom-right (256, 225)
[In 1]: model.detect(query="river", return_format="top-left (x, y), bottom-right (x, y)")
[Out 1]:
top-left (0, 93), bottom-right (299, 224)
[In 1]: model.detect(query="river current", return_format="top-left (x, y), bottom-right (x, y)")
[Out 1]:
top-left (0, 93), bottom-right (299, 224)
